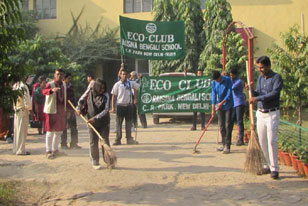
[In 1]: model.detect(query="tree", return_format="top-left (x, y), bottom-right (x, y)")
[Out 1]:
top-left (267, 25), bottom-right (308, 129)
top-left (9, 34), bottom-right (79, 75)
top-left (199, 0), bottom-right (247, 75)
top-left (58, 8), bottom-right (121, 94)
top-left (59, 8), bottom-right (121, 74)
top-left (0, 0), bottom-right (26, 113)
top-left (152, 0), bottom-right (204, 75)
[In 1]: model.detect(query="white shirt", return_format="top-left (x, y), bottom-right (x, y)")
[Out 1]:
top-left (13, 81), bottom-right (32, 111)
top-left (111, 80), bottom-right (139, 105)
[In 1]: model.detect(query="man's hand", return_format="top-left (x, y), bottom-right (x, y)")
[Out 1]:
top-left (216, 100), bottom-right (226, 111)
top-left (111, 108), bottom-right (116, 113)
top-left (75, 110), bottom-right (81, 116)
top-left (52, 87), bottom-right (60, 93)
top-left (249, 97), bottom-right (257, 104)
top-left (87, 118), bottom-right (95, 124)
top-left (245, 81), bottom-right (254, 90)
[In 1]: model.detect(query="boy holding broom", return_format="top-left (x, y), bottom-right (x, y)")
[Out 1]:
top-left (76, 79), bottom-right (111, 170)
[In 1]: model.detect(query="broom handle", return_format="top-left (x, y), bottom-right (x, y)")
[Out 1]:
top-left (246, 61), bottom-right (255, 126)
top-left (194, 114), bottom-right (215, 149)
top-left (68, 100), bottom-right (106, 143)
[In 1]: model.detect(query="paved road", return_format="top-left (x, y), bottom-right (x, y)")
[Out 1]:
top-left (0, 114), bottom-right (307, 206)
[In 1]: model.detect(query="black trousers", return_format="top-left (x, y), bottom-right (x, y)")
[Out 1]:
top-left (89, 123), bottom-right (110, 165)
top-left (115, 105), bottom-right (133, 142)
top-left (61, 112), bottom-right (78, 146)
top-left (139, 113), bottom-right (147, 128)
top-left (192, 112), bottom-right (205, 129)
top-left (132, 104), bottom-right (147, 128)
top-left (217, 109), bottom-right (233, 149)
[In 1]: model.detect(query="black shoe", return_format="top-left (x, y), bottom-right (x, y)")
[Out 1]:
top-left (16, 151), bottom-right (31, 155)
top-left (61, 145), bottom-right (69, 150)
top-left (190, 127), bottom-right (196, 131)
top-left (236, 140), bottom-right (245, 146)
top-left (113, 141), bottom-right (121, 146)
top-left (257, 168), bottom-right (271, 175)
top-left (271, 171), bottom-right (279, 179)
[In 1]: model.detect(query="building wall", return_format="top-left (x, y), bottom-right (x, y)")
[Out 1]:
top-left (29, 0), bottom-right (153, 37)
top-left (230, 0), bottom-right (308, 57)
top-left (29, 0), bottom-right (308, 59)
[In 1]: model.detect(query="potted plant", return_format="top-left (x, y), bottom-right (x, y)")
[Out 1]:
top-left (299, 147), bottom-right (308, 178)
top-left (295, 146), bottom-right (306, 177)
top-left (281, 142), bottom-right (293, 167)
top-left (278, 136), bottom-right (287, 165)
top-left (290, 145), bottom-right (299, 172)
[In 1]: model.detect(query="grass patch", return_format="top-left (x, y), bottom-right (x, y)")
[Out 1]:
top-left (0, 181), bottom-right (16, 206)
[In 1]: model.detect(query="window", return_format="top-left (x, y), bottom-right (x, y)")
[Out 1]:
top-left (124, 0), bottom-right (153, 13)
top-left (136, 59), bottom-right (149, 76)
top-left (35, 0), bottom-right (56, 19)
top-left (21, 0), bottom-right (29, 11)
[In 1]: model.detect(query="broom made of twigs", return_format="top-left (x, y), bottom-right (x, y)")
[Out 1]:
top-left (244, 63), bottom-right (266, 175)
top-left (68, 100), bottom-right (117, 169)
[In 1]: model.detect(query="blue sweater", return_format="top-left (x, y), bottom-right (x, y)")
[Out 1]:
top-left (212, 76), bottom-right (234, 111)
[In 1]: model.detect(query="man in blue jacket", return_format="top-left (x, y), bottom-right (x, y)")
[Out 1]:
top-left (212, 70), bottom-right (234, 154)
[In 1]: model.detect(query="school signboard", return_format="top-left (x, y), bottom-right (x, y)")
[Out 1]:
top-left (138, 76), bottom-right (212, 114)
top-left (120, 16), bottom-right (186, 60)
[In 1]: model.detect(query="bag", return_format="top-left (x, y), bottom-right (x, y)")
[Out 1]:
top-left (30, 120), bottom-right (42, 128)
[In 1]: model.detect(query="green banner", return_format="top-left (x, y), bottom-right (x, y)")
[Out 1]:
top-left (120, 16), bottom-right (185, 60)
top-left (138, 76), bottom-right (212, 114)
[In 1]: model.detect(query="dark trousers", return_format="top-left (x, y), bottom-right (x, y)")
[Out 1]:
top-left (7, 116), bottom-right (14, 138)
top-left (217, 109), bottom-right (233, 149)
top-left (192, 112), bottom-right (205, 129)
top-left (115, 105), bottom-right (133, 142)
top-left (139, 113), bottom-right (147, 128)
top-left (132, 104), bottom-right (137, 128)
top-left (61, 112), bottom-right (78, 146)
top-left (89, 123), bottom-right (110, 165)
top-left (132, 105), bottom-right (147, 128)
top-left (231, 105), bottom-right (245, 142)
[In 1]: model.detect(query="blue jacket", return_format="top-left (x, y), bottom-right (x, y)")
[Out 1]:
top-left (253, 71), bottom-right (283, 109)
top-left (232, 77), bottom-right (246, 107)
top-left (212, 76), bottom-right (234, 111)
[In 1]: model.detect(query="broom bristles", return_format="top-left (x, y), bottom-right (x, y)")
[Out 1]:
top-left (244, 129), bottom-right (266, 175)
top-left (103, 144), bottom-right (117, 169)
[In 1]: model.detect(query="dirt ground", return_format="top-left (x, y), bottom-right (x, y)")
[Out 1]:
top-left (0, 114), bottom-right (307, 206)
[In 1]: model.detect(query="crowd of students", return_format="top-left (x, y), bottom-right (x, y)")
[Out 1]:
top-left (2, 55), bottom-right (283, 177)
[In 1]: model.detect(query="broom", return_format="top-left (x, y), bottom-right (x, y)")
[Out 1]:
top-left (193, 112), bottom-right (216, 154)
top-left (68, 100), bottom-right (117, 169)
top-left (244, 63), bottom-right (266, 175)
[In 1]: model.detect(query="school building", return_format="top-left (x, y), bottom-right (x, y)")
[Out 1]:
top-left (25, 0), bottom-right (308, 78)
